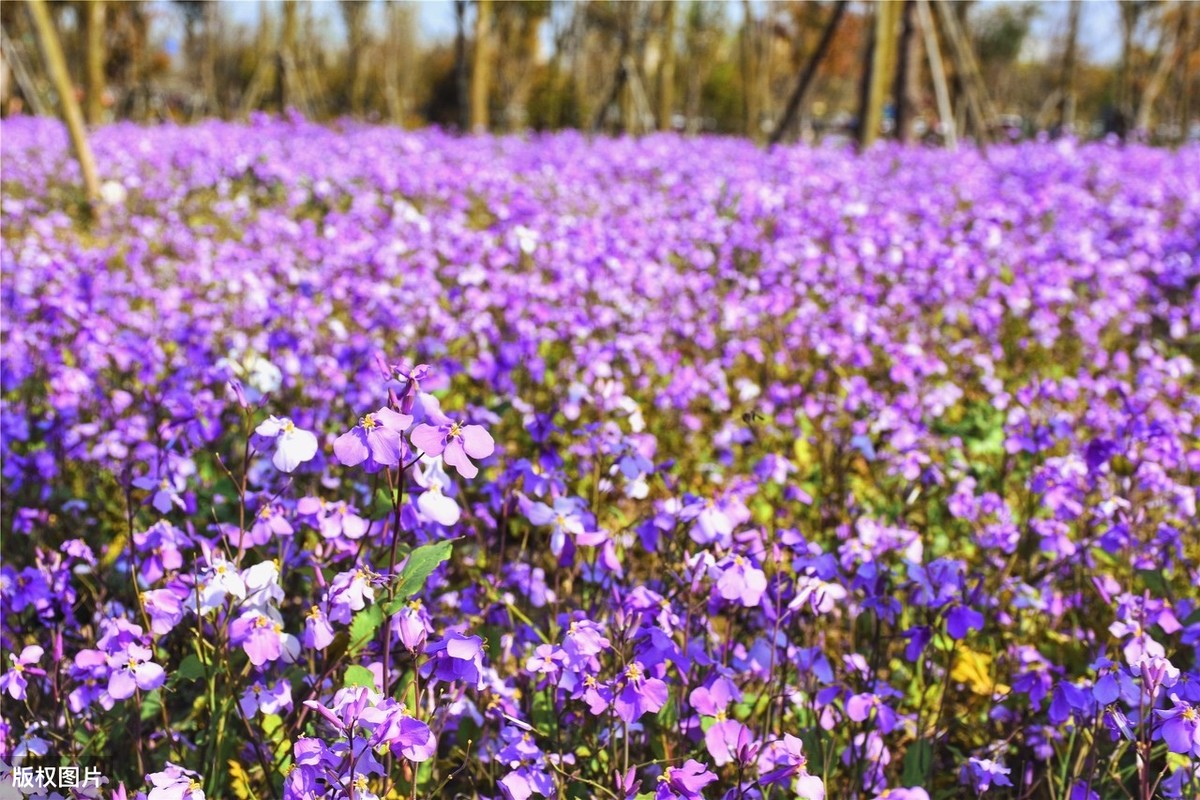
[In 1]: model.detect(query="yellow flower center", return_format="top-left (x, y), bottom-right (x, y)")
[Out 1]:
top-left (1184, 707), bottom-right (1198, 722)
top-left (448, 421), bottom-right (463, 438)
top-left (361, 414), bottom-right (377, 430)
top-left (282, 419), bottom-right (295, 433)
top-left (624, 663), bottom-right (643, 682)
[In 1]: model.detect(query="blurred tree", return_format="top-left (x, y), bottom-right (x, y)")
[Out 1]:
top-left (1060, 0), bottom-right (1081, 131)
top-left (384, 1), bottom-right (417, 125)
top-left (771, 0), bottom-right (847, 145)
top-left (83, 0), bottom-right (105, 124)
top-left (859, 0), bottom-right (900, 147)
top-left (657, 0), bottom-right (676, 130)
top-left (470, 0), bottom-right (494, 131)
top-left (340, 0), bottom-right (370, 117)
top-left (277, 0), bottom-right (299, 112)
top-left (1134, 2), bottom-right (1190, 135)
top-left (892, 0), bottom-right (918, 143)
top-left (26, 0), bottom-right (99, 204)
top-left (494, 1), bottom-right (549, 131)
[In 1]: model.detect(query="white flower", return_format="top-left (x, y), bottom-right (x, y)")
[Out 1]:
top-left (416, 457), bottom-right (461, 526)
top-left (256, 415), bottom-right (319, 473)
top-left (197, 556), bottom-right (247, 613)
top-left (242, 560), bottom-right (285, 611)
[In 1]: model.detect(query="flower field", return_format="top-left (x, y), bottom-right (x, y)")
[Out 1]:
top-left (2, 117), bottom-right (1199, 800)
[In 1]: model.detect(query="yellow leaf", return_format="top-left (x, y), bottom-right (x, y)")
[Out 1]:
top-left (228, 760), bottom-right (252, 800)
top-left (793, 437), bottom-right (815, 470)
top-left (951, 644), bottom-right (1010, 697)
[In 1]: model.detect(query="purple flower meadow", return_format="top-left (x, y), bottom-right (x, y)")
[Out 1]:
top-left (2, 119), bottom-right (1199, 799)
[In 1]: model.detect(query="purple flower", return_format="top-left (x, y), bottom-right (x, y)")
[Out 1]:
top-left (255, 415), bottom-right (318, 473)
top-left (362, 702), bottom-right (438, 762)
top-left (297, 497), bottom-right (369, 540)
top-left (614, 661), bottom-right (668, 723)
top-left (524, 495), bottom-right (605, 555)
top-left (143, 587), bottom-right (187, 635)
top-left (133, 472), bottom-right (187, 514)
top-left (655, 760), bottom-right (717, 800)
top-left (1157, 700), bottom-right (1200, 756)
top-left (500, 765), bottom-right (556, 800)
top-left (946, 605), bottom-right (984, 640)
top-left (704, 718), bottom-right (758, 767)
top-left (962, 757), bottom-right (1013, 793)
top-left (759, 734), bottom-right (824, 799)
top-left (333, 407), bottom-right (413, 472)
top-left (239, 680), bottom-right (293, 718)
top-left (107, 643), bottom-right (166, 700)
top-left (303, 604), bottom-right (336, 649)
top-left (421, 632), bottom-right (486, 689)
top-left (392, 600), bottom-right (432, 652)
top-left (846, 693), bottom-right (899, 734)
top-left (714, 553), bottom-right (767, 607)
top-left (230, 610), bottom-right (301, 666)
top-left (410, 417), bottom-right (494, 479)
top-left (0, 645), bottom-right (45, 700)
top-left (146, 762), bottom-right (205, 800)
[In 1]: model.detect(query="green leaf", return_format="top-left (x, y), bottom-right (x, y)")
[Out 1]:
top-left (140, 689), bottom-right (163, 722)
top-left (176, 654), bottom-right (206, 682)
top-left (343, 665), bottom-right (376, 688)
top-left (348, 605), bottom-right (384, 655)
top-left (902, 739), bottom-right (933, 787)
top-left (389, 539), bottom-right (457, 606)
top-left (1136, 569), bottom-right (1169, 597)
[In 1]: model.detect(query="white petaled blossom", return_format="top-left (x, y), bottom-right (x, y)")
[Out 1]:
top-left (415, 456), bottom-right (461, 526)
top-left (242, 559), bottom-right (285, 612)
top-left (196, 555), bottom-right (248, 613)
top-left (255, 415), bottom-right (319, 473)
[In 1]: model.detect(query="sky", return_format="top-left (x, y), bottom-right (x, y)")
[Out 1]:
top-left (200, 0), bottom-right (1126, 66)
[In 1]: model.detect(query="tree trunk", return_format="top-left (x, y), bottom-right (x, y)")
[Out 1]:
top-left (860, 0), bottom-right (900, 147)
top-left (201, 2), bottom-right (218, 117)
top-left (455, 0), bottom-right (469, 130)
top-left (384, 1), bottom-right (415, 125)
top-left (657, 0), bottom-right (677, 131)
top-left (277, 0), bottom-right (298, 112)
top-left (341, 0), bottom-right (369, 116)
top-left (470, 0), bottom-right (493, 132)
top-left (740, 0), bottom-right (763, 140)
top-left (84, 0), bottom-right (105, 125)
top-left (917, 0), bottom-right (956, 148)
top-left (27, 0), bottom-right (100, 205)
top-left (1135, 6), bottom-right (1187, 136)
top-left (934, 0), bottom-right (993, 144)
top-left (893, 0), bottom-right (918, 143)
top-left (1181, 5), bottom-right (1194, 144)
top-left (770, 0), bottom-right (847, 146)
top-left (1060, 0), bottom-right (1081, 131)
